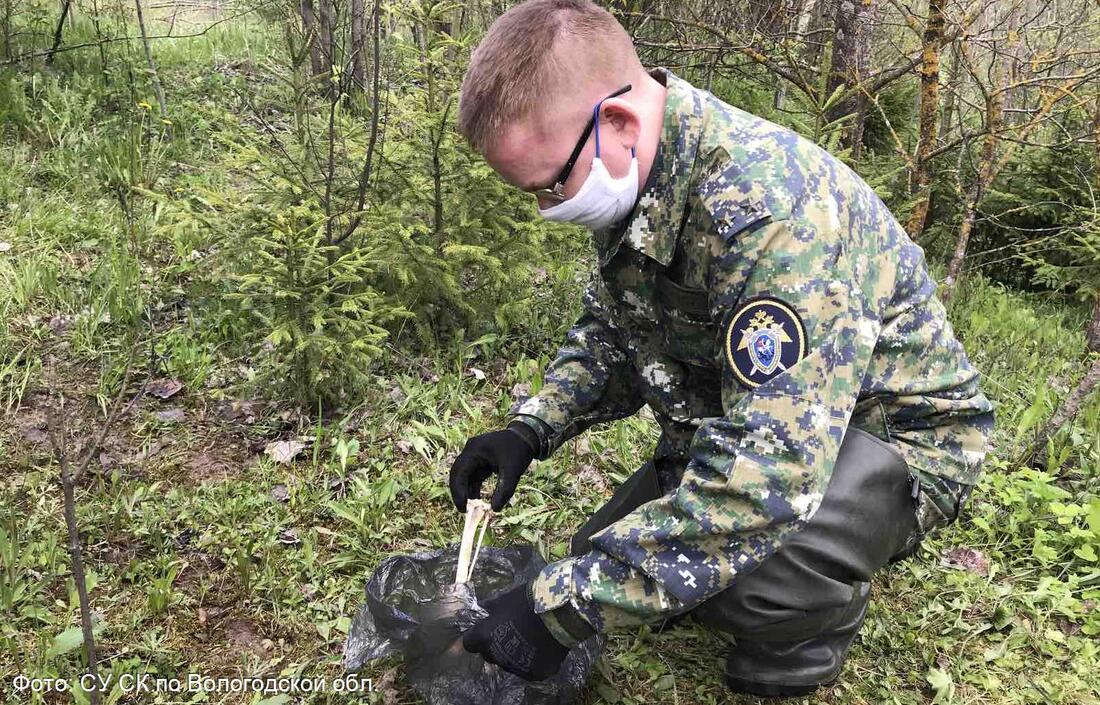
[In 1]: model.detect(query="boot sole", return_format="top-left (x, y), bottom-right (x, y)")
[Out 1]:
top-left (725, 674), bottom-right (834, 698)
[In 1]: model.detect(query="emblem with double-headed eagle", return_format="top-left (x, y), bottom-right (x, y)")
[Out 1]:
top-left (738, 309), bottom-right (793, 377)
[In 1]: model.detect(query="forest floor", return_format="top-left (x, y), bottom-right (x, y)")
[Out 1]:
top-left (3, 16), bottom-right (1100, 705)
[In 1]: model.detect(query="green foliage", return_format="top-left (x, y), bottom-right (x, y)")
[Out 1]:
top-left (921, 108), bottom-right (1098, 291)
top-left (225, 204), bottom-right (394, 406)
top-left (159, 0), bottom-right (583, 406)
top-left (949, 272), bottom-right (1098, 459)
top-left (861, 77), bottom-right (919, 157)
top-left (1022, 207), bottom-right (1100, 304)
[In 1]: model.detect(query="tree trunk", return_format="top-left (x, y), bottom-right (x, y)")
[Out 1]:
top-left (317, 0), bottom-right (336, 70)
top-left (60, 459), bottom-right (100, 705)
top-left (939, 41), bottom-right (961, 141)
top-left (1045, 353), bottom-right (1100, 428)
top-left (942, 52), bottom-right (1007, 301)
top-left (2, 0), bottom-right (12, 60)
top-left (337, 0), bottom-right (384, 246)
top-left (45, 0), bottom-right (72, 65)
top-left (431, 102), bottom-right (451, 242)
top-left (1029, 305), bottom-right (1100, 465)
top-left (1088, 295), bottom-right (1100, 353)
top-left (301, 0), bottom-right (324, 77)
top-left (825, 0), bottom-right (874, 155)
top-left (907, 0), bottom-right (945, 239)
top-left (350, 0), bottom-right (366, 91)
top-left (850, 1), bottom-right (879, 160)
top-left (776, 0), bottom-right (819, 111)
top-left (90, 0), bottom-right (108, 83)
top-left (1000, 3), bottom-right (1025, 127)
top-left (133, 0), bottom-right (167, 116)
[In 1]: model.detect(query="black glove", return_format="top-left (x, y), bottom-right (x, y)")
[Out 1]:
top-left (462, 582), bottom-right (570, 681)
top-left (449, 423), bottom-right (537, 512)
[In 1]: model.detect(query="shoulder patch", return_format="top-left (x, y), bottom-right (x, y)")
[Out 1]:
top-left (724, 297), bottom-right (807, 388)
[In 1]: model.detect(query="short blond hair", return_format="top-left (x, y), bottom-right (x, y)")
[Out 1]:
top-left (457, 0), bottom-right (641, 153)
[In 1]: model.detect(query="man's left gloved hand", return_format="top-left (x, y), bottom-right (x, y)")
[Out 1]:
top-left (462, 582), bottom-right (570, 681)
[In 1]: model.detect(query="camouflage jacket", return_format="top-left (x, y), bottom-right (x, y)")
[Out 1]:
top-left (509, 69), bottom-right (995, 642)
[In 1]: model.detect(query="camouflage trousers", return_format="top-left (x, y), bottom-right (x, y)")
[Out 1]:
top-left (571, 427), bottom-right (967, 642)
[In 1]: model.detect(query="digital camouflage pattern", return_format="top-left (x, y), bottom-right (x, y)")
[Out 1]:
top-left (510, 69), bottom-right (995, 643)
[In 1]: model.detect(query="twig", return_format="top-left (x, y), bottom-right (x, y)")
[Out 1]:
top-left (45, 338), bottom-right (149, 705)
top-left (134, 0), bottom-right (169, 116)
top-left (52, 400), bottom-right (100, 705)
top-left (335, 0), bottom-right (384, 246)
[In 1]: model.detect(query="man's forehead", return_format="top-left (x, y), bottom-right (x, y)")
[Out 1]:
top-left (485, 118), bottom-right (575, 191)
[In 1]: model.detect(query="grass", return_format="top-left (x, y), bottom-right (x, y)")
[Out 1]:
top-left (2, 9), bottom-right (1099, 705)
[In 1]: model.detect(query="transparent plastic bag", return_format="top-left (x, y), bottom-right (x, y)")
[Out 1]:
top-left (343, 543), bottom-right (603, 705)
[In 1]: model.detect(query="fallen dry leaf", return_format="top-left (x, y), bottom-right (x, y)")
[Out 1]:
top-left (155, 407), bottom-right (186, 423)
top-left (225, 618), bottom-right (267, 657)
top-left (374, 667), bottom-right (400, 705)
top-left (942, 547), bottom-right (990, 576)
top-left (48, 313), bottom-right (73, 336)
top-left (141, 438), bottom-right (171, 460)
top-left (218, 399), bottom-right (261, 422)
top-left (575, 464), bottom-right (610, 494)
top-left (147, 378), bottom-right (184, 400)
top-left (269, 484), bottom-right (290, 503)
top-left (13, 408), bottom-right (49, 445)
top-left (417, 358), bottom-right (440, 382)
top-left (186, 453), bottom-right (229, 482)
top-left (264, 440), bottom-right (305, 464)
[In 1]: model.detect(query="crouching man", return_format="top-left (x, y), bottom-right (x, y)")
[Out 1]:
top-left (448, 0), bottom-right (994, 696)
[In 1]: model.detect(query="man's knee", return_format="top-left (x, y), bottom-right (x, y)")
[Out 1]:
top-left (694, 428), bottom-right (918, 640)
top-left (570, 460), bottom-right (662, 556)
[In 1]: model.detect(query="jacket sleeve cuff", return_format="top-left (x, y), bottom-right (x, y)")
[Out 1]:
top-left (507, 413), bottom-right (557, 460)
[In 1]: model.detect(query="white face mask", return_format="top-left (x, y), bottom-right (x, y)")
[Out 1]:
top-left (538, 154), bottom-right (639, 230)
top-left (538, 100), bottom-right (639, 230)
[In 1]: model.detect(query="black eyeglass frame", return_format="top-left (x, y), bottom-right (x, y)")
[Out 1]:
top-left (533, 84), bottom-right (633, 203)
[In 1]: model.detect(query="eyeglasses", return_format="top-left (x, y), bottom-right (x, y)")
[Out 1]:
top-left (533, 84), bottom-right (632, 204)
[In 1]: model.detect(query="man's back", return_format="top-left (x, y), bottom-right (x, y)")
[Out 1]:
top-left (545, 69), bottom-right (993, 492)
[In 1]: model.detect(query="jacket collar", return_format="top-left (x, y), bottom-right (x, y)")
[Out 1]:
top-left (594, 68), bottom-right (705, 267)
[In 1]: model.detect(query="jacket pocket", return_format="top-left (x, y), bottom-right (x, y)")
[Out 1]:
top-left (656, 274), bottom-right (716, 366)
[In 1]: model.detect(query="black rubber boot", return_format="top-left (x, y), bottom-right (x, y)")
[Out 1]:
top-left (570, 430), bottom-right (920, 697)
top-left (724, 581), bottom-right (871, 697)
top-left (691, 428), bottom-right (919, 698)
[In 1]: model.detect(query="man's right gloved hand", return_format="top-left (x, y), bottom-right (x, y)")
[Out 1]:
top-left (449, 423), bottom-right (537, 512)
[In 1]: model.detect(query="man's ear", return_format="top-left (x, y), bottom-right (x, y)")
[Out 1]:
top-left (601, 99), bottom-right (640, 150)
